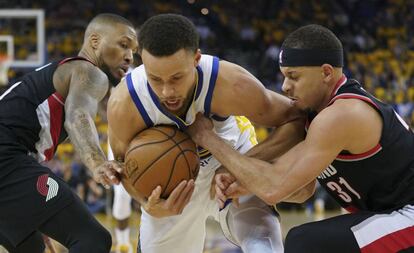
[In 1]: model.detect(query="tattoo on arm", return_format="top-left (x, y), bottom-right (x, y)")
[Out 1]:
top-left (65, 63), bottom-right (109, 172)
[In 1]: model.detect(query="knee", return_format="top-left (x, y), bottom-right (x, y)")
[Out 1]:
top-left (90, 226), bottom-right (112, 253)
top-left (74, 225), bottom-right (112, 253)
top-left (285, 225), bottom-right (316, 253)
top-left (3, 233), bottom-right (45, 253)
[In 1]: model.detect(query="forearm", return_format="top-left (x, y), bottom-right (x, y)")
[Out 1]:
top-left (281, 180), bottom-right (316, 203)
top-left (245, 119), bottom-right (305, 161)
top-left (201, 132), bottom-right (280, 204)
top-left (65, 110), bottom-right (106, 172)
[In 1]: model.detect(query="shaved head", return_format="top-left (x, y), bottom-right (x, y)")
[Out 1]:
top-left (84, 13), bottom-right (134, 40)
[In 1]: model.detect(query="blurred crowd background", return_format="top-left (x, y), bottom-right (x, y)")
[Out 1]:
top-left (1, 0), bottom-right (414, 236)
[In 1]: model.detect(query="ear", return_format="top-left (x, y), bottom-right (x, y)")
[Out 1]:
top-left (321, 64), bottom-right (334, 83)
top-left (194, 49), bottom-right (202, 66)
top-left (89, 33), bottom-right (101, 50)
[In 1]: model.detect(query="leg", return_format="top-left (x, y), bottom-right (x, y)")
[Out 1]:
top-left (113, 183), bottom-right (133, 253)
top-left (285, 212), bottom-right (372, 253)
top-left (219, 124), bottom-right (284, 252)
top-left (39, 192), bottom-right (112, 253)
top-left (222, 195), bottom-right (284, 253)
top-left (0, 231), bottom-right (44, 253)
top-left (139, 159), bottom-right (217, 253)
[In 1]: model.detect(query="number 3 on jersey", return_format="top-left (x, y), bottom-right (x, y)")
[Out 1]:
top-left (327, 177), bottom-right (361, 203)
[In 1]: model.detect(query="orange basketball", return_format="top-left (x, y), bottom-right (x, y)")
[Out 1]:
top-left (121, 125), bottom-right (199, 200)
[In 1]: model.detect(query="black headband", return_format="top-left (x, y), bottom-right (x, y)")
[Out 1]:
top-left (279, 47), bottom-right (343, 67)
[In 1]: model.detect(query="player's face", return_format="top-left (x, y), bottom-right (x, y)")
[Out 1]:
top-left (99, 24), bottom-right (138, 85)
top-left (280, 66), bottom-right (330, 112)
top-left (142, 48), bottom-right (201, 115)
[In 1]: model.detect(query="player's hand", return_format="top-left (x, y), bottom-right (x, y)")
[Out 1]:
top-left (215, 172), bottom-right (250, 208)
top-left (210, 166), bottom-right (227, 200)
top-left (43, 235), bottom-right (57, 253)
top-left (93, 160), bottom-right (124, 189)
top-left (187, 113), bottom-right (214, 146)
top-left (143, 180), bottom-right (195, 218)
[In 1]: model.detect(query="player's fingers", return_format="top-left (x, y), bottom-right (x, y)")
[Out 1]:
top-left (221, 173), bottom-right (235, 187)
top-left (215, 185), bottom-right (228, 209)
top-left (225, 182), bottom-right (240, 197)
top-left (112, 161), bottom-right (124, 174)
top-left (103, 166), bottom-right (120, 185)
top-left (215, 184), bottom-right (226, 201)
top-left (166, 180), bottom-right (187, 206)
top-left (147, 185), bottom-right (162, 206)
top-left (98, 175), bottom-right (112, 189)
top-left (178, 181), bottom-right (195, 213)
top-left (176, 180), bottom-right (194, 207)
top-left (215, 174), bottom-right (230, 190)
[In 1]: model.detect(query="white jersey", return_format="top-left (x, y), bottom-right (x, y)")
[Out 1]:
top-left (126, 54), bottom-right (256, 156)
top-left (121, 55), bottom-right (283, 253)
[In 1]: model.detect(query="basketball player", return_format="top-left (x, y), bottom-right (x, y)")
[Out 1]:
top-left (108, 14), bottom-right (304, 253)
top-left (0, 14), bottom-right (138, 253)
top-left (188, 24), bottom-right (414, 253)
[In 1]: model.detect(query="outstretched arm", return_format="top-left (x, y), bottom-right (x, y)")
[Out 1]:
top-left (64, 61), bottom-right (122, 188)
top-left (189, 99), bottom-right (380, 205)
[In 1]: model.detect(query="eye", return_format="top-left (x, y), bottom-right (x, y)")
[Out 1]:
top-left (172, 76), bottom-right (182, 81)
top-left (120, 42), bottom-right (128, 49)
top-left (150, 77), bottom-right (162, 83)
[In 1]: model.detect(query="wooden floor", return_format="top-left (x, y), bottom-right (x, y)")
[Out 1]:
top-left (7, 209), bottom-right (341, 253)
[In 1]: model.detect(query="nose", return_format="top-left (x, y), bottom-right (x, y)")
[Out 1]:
top-left (124, 49), bottom-right (133, 64)
top-left (282, 79), bottom-right (291, 94)
top-left (162, 84), bottom-right (175, 98)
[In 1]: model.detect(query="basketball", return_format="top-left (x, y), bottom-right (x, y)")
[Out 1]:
top-left (121, 125), bottom-right (199, 199)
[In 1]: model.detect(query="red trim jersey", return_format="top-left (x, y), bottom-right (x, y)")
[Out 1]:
top-left (309, 76), bottom-right (414, 212)
top-left (0, 57), bottom-right (93, 164)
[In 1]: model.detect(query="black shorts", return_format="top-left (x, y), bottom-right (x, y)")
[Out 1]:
top-left (0, 148), bottom-right (74, 247)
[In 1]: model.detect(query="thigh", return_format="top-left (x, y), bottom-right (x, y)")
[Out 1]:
top-left (139, 157), bottom-right (218, 253)
top-left (0, 231), bottom-right (44, 253)
top-left (139, 206), bottom-right (208, 253)
top-left (0, 154), bottom-right (73, 247)
top-left (285, 212), bottom-right (372, 253)
top-left (38, 192), bottom-right (112, 253)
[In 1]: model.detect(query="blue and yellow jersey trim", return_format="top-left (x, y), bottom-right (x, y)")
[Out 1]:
top-left (235, 116), bottom-right (257, 146)
top-left (146, 66), bottom-right (203, 130)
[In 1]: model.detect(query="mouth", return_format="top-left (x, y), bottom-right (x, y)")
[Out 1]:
top-left (288, 96), bottom-right (298, 105)
top-left (118, 65), bottom-right (129, 77)
top-left (163, 99), bottom-right (182, 111)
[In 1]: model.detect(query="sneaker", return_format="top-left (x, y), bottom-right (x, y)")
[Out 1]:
top-left (117, 243), bottom-right (133, 253)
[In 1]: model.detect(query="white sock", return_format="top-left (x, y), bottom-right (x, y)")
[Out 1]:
top-left (115, 227), bottom-right (130, 245)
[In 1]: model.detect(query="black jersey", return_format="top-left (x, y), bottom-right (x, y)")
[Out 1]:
top-left (0, 57), bottom-right (92, 163)
top-left (310, 75), bottom-right (414, 213)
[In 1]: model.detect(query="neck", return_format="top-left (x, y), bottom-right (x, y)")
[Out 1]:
top-left (78, 47), bottom-right (100, 67)
top-left (316, 73), bottom-right (344, 112)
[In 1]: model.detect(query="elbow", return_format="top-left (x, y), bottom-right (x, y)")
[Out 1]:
top-left (293, 183), bottom-right (317, 203)
top-left (261, 191), bottom-right (279, 206)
